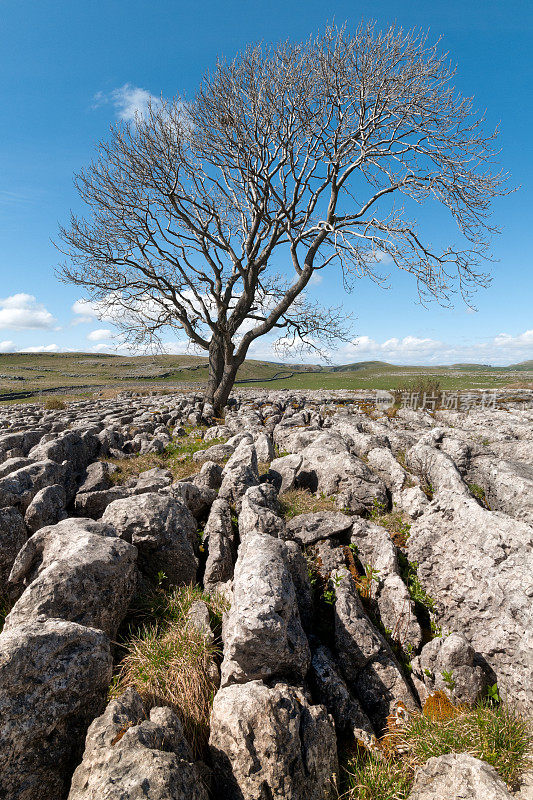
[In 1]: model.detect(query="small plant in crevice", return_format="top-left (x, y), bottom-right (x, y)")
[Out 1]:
top-left (398, 554), bottom-right (435, 614)
top-left (486, 683), bottom-right (501, 705)
top-left (0, 594), bottom-right (12, 634)
top-left (468, 482), bottom-right (491, 509)
top-left (305, 548), bottom-right (336, 648)
top-left (441, 670), bottom-right (456, 691)
top-left (420, 481), bottom-right (434, 500)
top-left (356, 563), bottom-right (381, 603)
top-left (370, 501), bottom-right (412, 549)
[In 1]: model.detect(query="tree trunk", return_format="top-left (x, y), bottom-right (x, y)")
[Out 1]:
top-left (213, 360), bottom-right (242, 415)
top-left (204, 337), bottom-right (225, 411)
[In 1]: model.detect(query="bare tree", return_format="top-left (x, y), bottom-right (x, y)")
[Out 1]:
top-left (58, 23), bottom-right (508, 414)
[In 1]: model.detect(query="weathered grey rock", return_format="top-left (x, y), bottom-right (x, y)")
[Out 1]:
top-left (254, 432), bottom-right (275, 462)
top-left (170, 480), bottom-right (217, 519)
top-left (0, 617), bottom-right (112, 800)
top-left (193, 442), bottom-right (235, 463)
top-left (378, 573), bottom-right (423, 653)
top-left (74, 484), bottom-right (132, 518)
top-left (226, 431), bottom-right (254, 448)
top-left (77, 461), bottom-right (112, 494)
top-left (133, 466), bottom-right (172, 494)
top-left (351, 519), bottom-right (422, 652)
top-left (204, 424), bottom-right (232, 442)
top-left (0, 506), bottom-right (27, 592)
top-left (286, 511), bottom-right (352, 546)
top-left (239, 483), bottom-right (286, 539)
top-left (268, 452), bottom-right (303, 492)
top-left (297, 432), bottom-right (388, 514)
top-left (468, 455), bottom-right (533, 525)
top-left (5, 518), bottom-right (137, 637)
top-left (68, 689), bottom-right (209, 800)
top-left (406, 440), bottom-right (469, 496)
top-left (408, 489), bottom-right (533, 713)
top-left (411, 633), bottom-right (488, 706)
top-left (367, 446), bottom-right (410, 493)
top-left (209, 680), bottom-right (337, 800)
top-left (221, 532), bottom-right (310, 687)
top-left (194, 460), bottom-right (223, 491)
top-left (187, 600), bottom-right (215, 645)
top-left (218, 442), bottom-right (259, 508)
top-left (396, 485), bottom-right (428, 518)
top-left (309, 642), bottom-right (377, 748)
top-left (331, 419), bottom-right (389, 458)
top-left (333, 567), bottom-right (418, 732)
top-left (408, 753), bottom-right (513, 800)
top-left (103, 493), bottom-right (198, 586)
top-left (28, 430), bottom-right (99, 474)
top-left (24, 483), bottom-right (67, 534)
top-left (0, 429), bottom-right (44, 456)
top-left (0, 456), bottom-right (32, 479)
top-left (97, 426), bottom-right (124, 455)
top-left (0, 459), bottom-right (67, 511)
top-left (203, 498), bottom-right (236, 590)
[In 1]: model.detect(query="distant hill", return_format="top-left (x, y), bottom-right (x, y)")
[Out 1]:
top-left (327, 360), bottom-right (395, 373)
top-left (508, 360), bottom-right (533, 370)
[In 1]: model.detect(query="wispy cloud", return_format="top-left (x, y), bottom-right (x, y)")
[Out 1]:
top-left (0, 294), bottom-right (57, 330)
top-left (87, 328), bottom-right (113, 342)
top-left (92, 83), bottom-right (161, 121)
top-left (19, 344), bottom-right (60, 353)
top-left (246, 329), bottom-right (533, 366)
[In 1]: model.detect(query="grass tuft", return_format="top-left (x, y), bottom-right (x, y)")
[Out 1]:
top-left (105, 427), bottom-right (228, 484)
top-left (43, 397), bottom-right (66, 410)
top-left (112, 583), bottom-right (229, 757)
top-left (369, 500), bottom-right (411, 548)
top-left (279, 488), bottom-right (339, 518)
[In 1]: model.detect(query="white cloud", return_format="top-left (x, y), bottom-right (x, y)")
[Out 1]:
top-left (93, 83), bottom-right (161, 121)
top-left (19, 344), bottom-right (60, 353)
top-left (245, 328), bottom-right (533, 367)
top-left (87, 328), bottom-right (113, 342)
top-left (0, 294), bottom-right (57, 330)
top-left (91, 343), bottom-right (114, 353)
top-left (493, 330), bottom-right (533, 349)
top-left (71, 298), bottom-right (118, 325)
top-left (309, 272), bottom-right (323, 286)
top-left (0, 340), bottom-right (15, 352)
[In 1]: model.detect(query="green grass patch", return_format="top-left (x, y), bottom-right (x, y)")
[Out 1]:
top-left (341, 702), bottom-right (531, 798)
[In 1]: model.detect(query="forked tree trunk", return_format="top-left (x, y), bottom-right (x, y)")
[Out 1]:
top-left (204, 339), bottom-right (246, 417)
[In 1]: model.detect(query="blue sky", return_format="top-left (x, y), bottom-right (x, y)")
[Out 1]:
top-left (0, 0), bottom-right (531, 365)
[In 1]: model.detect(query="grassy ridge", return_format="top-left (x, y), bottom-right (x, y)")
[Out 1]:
top-left (0, 351), bottom-right (531, 402)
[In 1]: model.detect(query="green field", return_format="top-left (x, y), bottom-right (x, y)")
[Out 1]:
top-left (0, 352), bottom-right (531, 403)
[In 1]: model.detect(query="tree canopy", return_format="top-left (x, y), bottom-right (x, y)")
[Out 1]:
top-left (58, 23), bottom-right (508, 412)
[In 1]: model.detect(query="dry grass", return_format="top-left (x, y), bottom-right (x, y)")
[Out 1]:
top-left (369, 502), bottom-right (412, 548)
top-left (104, 427), bottom-right (226, 484)
top-left (112, 584), bottom-right (229, 758)
top-left (43, 397), bottom-right (66, 410)
top-left (341, 701), bottom-right (531, 798)
top-left (106, 453), bottom-right (199, 484)
top-left (280, 488), bottom-right (339, 518)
